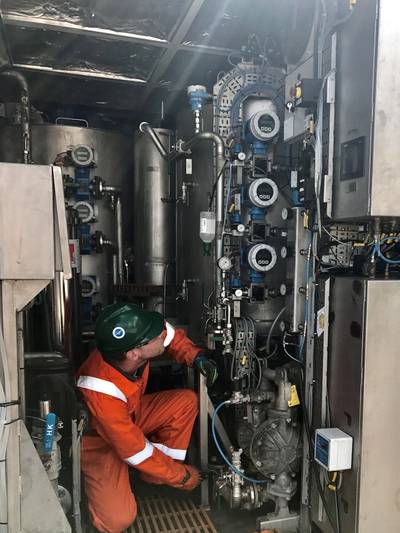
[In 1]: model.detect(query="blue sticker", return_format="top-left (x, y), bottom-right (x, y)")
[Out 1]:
top-left (112, 326), bottom-right (126, 339)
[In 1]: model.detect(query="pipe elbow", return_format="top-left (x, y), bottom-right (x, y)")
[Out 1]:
top-left (0, 69), bottom-right (29, 96)
top-left (139, 121), bottom-right (149, 133)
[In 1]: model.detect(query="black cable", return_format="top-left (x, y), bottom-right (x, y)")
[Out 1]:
top-left (208, 159), bottom-right (229, 210)
top-left (266, 306), bottom-right (286, 355)
top-left (335, 488), bottom-right (342, 533)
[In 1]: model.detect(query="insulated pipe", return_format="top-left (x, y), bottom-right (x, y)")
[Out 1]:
top-left (139, 122), bottom-right (226, 303)
top-left (0, 69), bottom-right (31, 163)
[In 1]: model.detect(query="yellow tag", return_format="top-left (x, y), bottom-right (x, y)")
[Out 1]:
top-left (288, 385), bottom-right (300, 407)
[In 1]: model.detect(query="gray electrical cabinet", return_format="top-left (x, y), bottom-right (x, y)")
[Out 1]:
top-left (311, 277), bottom-right (400, 532)
top-left (333, 0), bottom-right (400, 220)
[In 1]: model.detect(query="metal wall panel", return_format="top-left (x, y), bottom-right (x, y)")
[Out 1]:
top-left (333, 0), bottom-right (400, 220)
top-left (332, 0), bottom-right (377, 220)
top-left (312, 277), bottom-right (400, 532)
top-left (370, 1), bottom-right (400, 216)
top-left (0, 163), bottom-right (54, 279)
top-left (359, 280), bottom-right (400, 531)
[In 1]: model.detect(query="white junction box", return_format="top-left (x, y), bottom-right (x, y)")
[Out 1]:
top-left (314, 428), bottom-right (353, 472)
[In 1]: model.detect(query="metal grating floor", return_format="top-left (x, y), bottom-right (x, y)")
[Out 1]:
top-left (127, 497), bottom-right (218, 533)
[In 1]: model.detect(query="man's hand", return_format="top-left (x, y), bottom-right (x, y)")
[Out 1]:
top-left (194, 353), bottom-right (218, 387)
top-left (177, 465), bottom-right (201, 491)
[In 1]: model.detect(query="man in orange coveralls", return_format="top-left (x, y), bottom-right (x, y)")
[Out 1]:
top-left (76, 303), bottom-right (217, 533)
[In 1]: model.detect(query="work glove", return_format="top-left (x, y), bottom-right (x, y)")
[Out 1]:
top-left (194, 353), bottom-right (218, 387)
top-left (175, 465), bottom-right (202, 491)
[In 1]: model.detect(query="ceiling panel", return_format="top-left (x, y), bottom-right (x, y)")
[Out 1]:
top-left (7, 26), bottom-right (162, 79)
top-left (2, 0), bottom-right (193, 40)
top-left (160, 49), bottom-right (228, 89)
top-left (184, 0), bottom-right (290, 54)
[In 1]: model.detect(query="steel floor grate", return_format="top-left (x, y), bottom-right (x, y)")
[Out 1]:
top-left (126, 497), bottom-right (218, 533)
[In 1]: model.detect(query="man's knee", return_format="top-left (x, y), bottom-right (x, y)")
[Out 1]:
top-left (92, 499), bottom-right (137, 533)
top-left (93, 506), bottom-right (137, 533)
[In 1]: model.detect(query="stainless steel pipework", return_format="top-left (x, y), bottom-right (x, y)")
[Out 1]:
top-left (139, 122), bottom-right (226, 307)
top-left (115, 195), bottom-right (123, 285)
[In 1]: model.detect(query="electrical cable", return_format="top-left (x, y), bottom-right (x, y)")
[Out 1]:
top-left (373, 237), bottom-right (400, 265)
top-left (211, 401), bottom-right (268, 484)
top-left (266, 306), bottom-right (286, 355)
top-left (282, 332), bottom-right (303, 365)
top-left (208, 159), bottom-right (229, 210)
top-left (334, 488), bottom-right (342, 533)
top-left (322, 226), bottom-right (347, 245)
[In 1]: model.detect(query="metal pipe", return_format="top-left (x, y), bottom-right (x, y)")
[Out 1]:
top-left (103, 185), bottom-right (121, 194)
top-left (39, 400), bottom-right (51, 419)
top-left (139, 122), bottom-right (169, 159)
top-left (16, 312), bottom-right (25, 420)
top-left (112, 254), bottom-right (118, 288)
top-left (115, 195), bottom-right (123, 284)
top-left (0, 70), bottom-right (31, 163)
top-left (162, 262), bottom-right (170, 317)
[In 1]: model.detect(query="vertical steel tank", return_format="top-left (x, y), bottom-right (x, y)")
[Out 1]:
top-left (0, 122), bottom-right (133, 355)
top-left (133, 129), bottom-right (175, 293)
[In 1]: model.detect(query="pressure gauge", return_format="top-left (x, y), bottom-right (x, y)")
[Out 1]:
top-left (281, 207), bottom-right (292, 221)
top-left (71, 144), bottom-right (95, 167)
top-left (279, 283), bottom-right (287, 296)
top-left (280, 246), bottom-right (288, 259)
top-left (248, 178), bottom-right (278, 208)
top-left (237, 152), bottom-right (246, 161)
top-left (237, 223), bottom-right (246, 234)
top-left (234, 289), bottom-right (243, 298)
top-left (247, 244), bottom-right (277, 272)
top-left (218, 256), bottom-right (233, 271)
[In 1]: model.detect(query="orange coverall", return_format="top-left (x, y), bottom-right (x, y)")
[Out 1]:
top-left (76, 323), bottom-right (201, 533)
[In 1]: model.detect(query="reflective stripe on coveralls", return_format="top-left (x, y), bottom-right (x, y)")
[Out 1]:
top-left (163, 322), bottom-right (175, 347)
top-left (77, 375), bottom-right (188, 463)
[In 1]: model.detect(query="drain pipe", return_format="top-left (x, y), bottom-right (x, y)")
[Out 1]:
top-left (0, 69), bottom-right (31, 163)
top-left (139, 122), bottom-right (225, 303)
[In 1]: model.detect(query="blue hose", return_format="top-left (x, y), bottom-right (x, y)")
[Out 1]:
top-left (374, 237), bottom-right (400, 264)
top-left (211, 401), bottom-right (269, 484)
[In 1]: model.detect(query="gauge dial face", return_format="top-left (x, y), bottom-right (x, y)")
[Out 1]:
top-left (218, 256), bottom-right (232, 271)
top-left (247, 244), bottom-right (277, 272)
top-left (281, 246), bottom-right (288, 259)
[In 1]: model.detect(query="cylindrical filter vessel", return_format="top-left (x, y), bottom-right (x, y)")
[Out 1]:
top-left (133, 129), bottom-right (175, 286)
